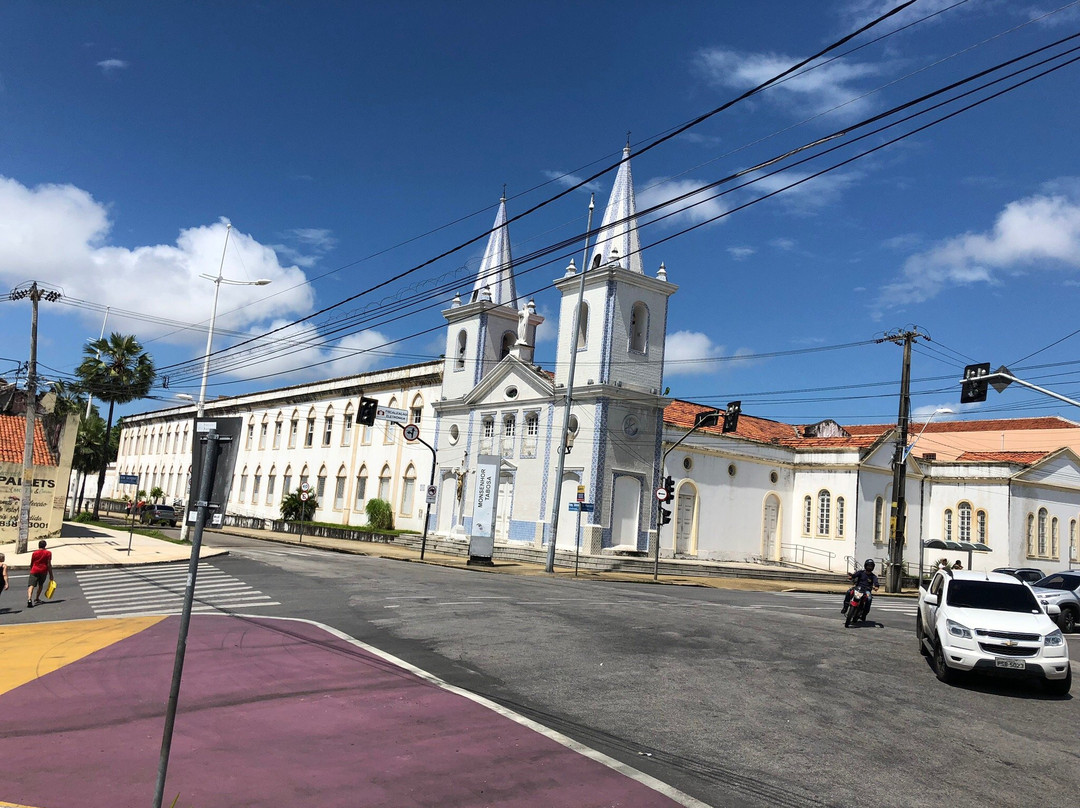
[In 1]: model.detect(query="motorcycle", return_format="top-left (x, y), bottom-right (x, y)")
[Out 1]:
top-left (844, 586), bottom-right (872, 627)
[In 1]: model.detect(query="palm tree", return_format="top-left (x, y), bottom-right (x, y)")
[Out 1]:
top-left (72, 411), bottom-right (106, 513)
top-left (150, 486), bottom-right (164, 504)
top-left (77, 333), bottom-right (156, 519)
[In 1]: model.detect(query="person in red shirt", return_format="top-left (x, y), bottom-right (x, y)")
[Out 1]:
top-left (26, 539), bottom-right (53, 608)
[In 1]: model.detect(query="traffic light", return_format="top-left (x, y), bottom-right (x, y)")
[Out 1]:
top-left (659, 505), bottom-right (672, 526)
top-left (960, 363), bottom-right (990, 404)
top-left (663, 475), bottom-right (675, 501)
top-left (658, 475), bottom-right (674, 526)
top-left (358, 397), bottom-right (379, 426)
top-left (722, 401), bottom-right (741, 433)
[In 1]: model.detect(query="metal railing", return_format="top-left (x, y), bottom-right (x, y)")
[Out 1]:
top-left (781, 543), bottom-right (836, 571)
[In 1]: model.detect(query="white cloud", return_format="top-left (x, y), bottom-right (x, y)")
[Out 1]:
top-left (96, 58), bottom-right (128, 74)
top-left (837, 0), bottom-right (968, 29)
top-left (727, 246), bottom-right (755, 261)
top-left (876, 188), bottom-right (1080, 309)
top-left (638, 178), bottom-right (727, 228)
top-left (0, 175), bottom-right (321, 365)
top-left (269, 227), bottom-right (338, 268)
top-left (663, 331), bottom-right (726, 377)
top-left (743, 166), bottom-right (860, 213)
top-left (542, 170), bottom-right (601, 193)
top-left (694, 47), bottom-right (880, 116)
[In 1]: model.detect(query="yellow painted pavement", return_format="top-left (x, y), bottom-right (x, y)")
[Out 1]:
top-left (0, 616), bottom-right (164, 696)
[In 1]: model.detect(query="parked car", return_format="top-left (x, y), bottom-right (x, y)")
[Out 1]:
top-left (140, 504), bottom-right (178, 527)
top-left (916, 569), bottom-right (1070, 694)
top-left (1031, 571), bottom-right (1080, 634)
top-left (992, 567), bottom-right (1046, 585)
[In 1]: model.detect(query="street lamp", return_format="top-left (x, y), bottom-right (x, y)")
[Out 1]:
top-left (902, 407), bottom-right (954, 462)
top-left (195, 224), bottom-right (271, 417)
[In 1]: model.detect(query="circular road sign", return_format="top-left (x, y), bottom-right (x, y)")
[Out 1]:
top-left (402, 423), bottom-right (420, 442)
top-left (655, 487), bottom-right (668, 502)
top-left (300, 481), bottom-right (311, 493)
top-left (300, 492), bottom-right (310, 501)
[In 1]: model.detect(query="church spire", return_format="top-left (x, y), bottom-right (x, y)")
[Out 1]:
top-left (589, 145), bottom-right (643, 274)
top-left (470, 196), bottom-right (517, 307)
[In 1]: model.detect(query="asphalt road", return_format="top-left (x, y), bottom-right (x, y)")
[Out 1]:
top-left (7, 531), bottom-right (1079, 808)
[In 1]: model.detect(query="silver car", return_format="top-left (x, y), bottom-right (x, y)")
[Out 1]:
top-left (1031, 571), bottom-right (1080, 634)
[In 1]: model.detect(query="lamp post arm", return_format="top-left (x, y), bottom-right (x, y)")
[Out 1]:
top-left (968, 372), bottom-right (1080, 409)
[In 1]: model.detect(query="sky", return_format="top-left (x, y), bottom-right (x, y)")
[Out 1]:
top-left (3, 0), bottom-right (1080, 428)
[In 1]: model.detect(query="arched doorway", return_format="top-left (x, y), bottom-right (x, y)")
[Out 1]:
top-left (436, 472), bottom-right (458, 535)
top-left (675, 482), bottom-right (697, 555)
top-left (496, 471), bottom-right (514, 540)
top-left (611, 474), bottom-right (642, 549)
top-left (762, 494), bottom-right (781, 561)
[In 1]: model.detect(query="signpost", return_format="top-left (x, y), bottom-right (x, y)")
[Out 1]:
top-left (568, 499), bottom-right (594, 576)
top-left (297, 481), bottom-right (311, 544)
top-left (119, 473), bottom-right (139, 554)
top-left (402, 423), bottom-right (420, 442)
top-left (469, 454), bottom-right (499, 565)
top-left (375, 405), bottom-right (409, 424)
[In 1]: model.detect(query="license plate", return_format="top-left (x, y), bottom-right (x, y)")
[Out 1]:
top-left (995, 658), bottom-right (1025, 670)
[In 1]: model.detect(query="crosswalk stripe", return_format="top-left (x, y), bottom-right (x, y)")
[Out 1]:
top-left (76, 562), bottom-right (277, 618)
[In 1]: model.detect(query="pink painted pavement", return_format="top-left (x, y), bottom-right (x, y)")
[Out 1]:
top-left (0, 615), bottom-right (684, 807)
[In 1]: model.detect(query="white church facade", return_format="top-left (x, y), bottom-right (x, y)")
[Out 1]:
top-left (113, 147), bottom-right (1080, 574)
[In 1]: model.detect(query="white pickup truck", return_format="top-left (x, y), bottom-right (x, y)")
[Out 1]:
top-left (916, 569), bottom-right (1071, 695)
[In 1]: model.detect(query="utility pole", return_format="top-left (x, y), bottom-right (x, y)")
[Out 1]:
top-left (878, 328), bottom-right (926, 593)
top-left (10, 282), bottom-right (62, 554)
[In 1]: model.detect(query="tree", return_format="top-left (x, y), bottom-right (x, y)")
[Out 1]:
top-left (365, 498), bottom-right (394, 531)
top-left (150, 486), bottom-right (164, 503)
top-left (280, 489), bottom-right (318, 521)
top-left (76, 333), bottom-right (156, 519)
top-left (71, 410), bottom-right (107, 513)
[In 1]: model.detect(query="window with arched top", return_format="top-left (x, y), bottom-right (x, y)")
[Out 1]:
top-left (836, 497), bottom-right (845, 538)
top-left (629, 301), bottom-right (648, 353)
top-left (1038, 508), bottom-right (1048, 555)
top-left (283, 467), bottom-right (293, 499)
top-left (455, 330), bottom-right (467, 370)
top-left (316, 466), bottom-right (327, 499)
top-left (874, 497), bottom-right (884, 544)
top-left (944, 509), bottom-right (953, 541)
top-left (266, 466), bottom-right (277, 504)
top-left (400, 464), bottom-right (417, 515)
top-left (817, 490), bottom-right (831, 536)
top-left (410, 394), bottom-right (423, 424)
top-left (1051, 516), bottom-right (1060, 558)
top-left (288, 410), bottom-right (299, 449)
top-left (342, 403), bottom-right (354, 447)
top-left (957, 502), bottom-right (972, 543)
top-left (378, 464), bottom-right (392, 502)
top-left (576, 302), bottom-right (588, 350)
top-left (334, 466), bottom-right (347, 510)
top-left (802, 496), bottom-right (812, 536)
top-left (355, 465), bottom-right (368, 508)
top-left (1027, 513), bottom-right (1036, 557)
top-left (977, 510), bottom-right (988, 545)
top-left (501, 331), bottom-right (516, 359)
top-left (1071, 520), bottom-right (1078, 561)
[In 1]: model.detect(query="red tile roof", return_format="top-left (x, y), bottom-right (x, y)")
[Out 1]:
top-left (845, 416), bottom-right (1077, 434)
top-left (0, 415), bottom-right (55, 465)
top-left (955, 451), bottom-right (1049, 464)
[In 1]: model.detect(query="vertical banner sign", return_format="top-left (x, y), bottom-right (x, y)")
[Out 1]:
top-left (186, 417), bottom-right (243, 525)
top-left (468, 454), bottom-right (500, 562)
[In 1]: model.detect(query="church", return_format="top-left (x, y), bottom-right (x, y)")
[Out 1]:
top-left (111, 147), bottom-right (1080, 575)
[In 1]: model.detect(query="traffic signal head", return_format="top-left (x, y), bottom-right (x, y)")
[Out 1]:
top-left (663, 475), bottom-right (675, 500)
top-left (659, 505), bottom-right (672, 526)
top-left (960, 363), bottom-right (990, 404)
top-left (358, 396), bottom-right (379, 426)
top-left (722, 401), bottom-right (742, 433)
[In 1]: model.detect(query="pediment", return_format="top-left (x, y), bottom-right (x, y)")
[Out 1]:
top-left (462, 356), bottom-right (554, 407)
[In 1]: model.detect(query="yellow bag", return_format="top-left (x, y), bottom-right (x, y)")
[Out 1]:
top-left (45, 579), bottom-right (57, 599)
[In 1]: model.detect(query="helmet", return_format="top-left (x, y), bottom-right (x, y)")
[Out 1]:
top-left (864, 559), bottom-right (876, 571)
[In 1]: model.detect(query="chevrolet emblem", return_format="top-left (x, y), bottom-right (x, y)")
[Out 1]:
top-left (1003, 640), bottom-right (1018, 647)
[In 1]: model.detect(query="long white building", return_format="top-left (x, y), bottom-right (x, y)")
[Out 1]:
top-left (115, 147), bottom-right (1080, 574)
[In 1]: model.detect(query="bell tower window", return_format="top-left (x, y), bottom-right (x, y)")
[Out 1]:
top-left (629, 301), bottom-right (648, 353)
top-left (455, 330), bottom-right (467, 371)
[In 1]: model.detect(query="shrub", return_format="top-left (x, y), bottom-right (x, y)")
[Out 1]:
top-left (280, 490), bottom-right (318, 521)
top-left (365, 498), bottom-right (394, 531)
top-left (73, 511), bottom-right (95, 523)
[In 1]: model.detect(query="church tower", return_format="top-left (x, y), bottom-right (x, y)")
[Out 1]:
top-left (440, 197), bottom-right (540, 401)
top-left (551, 145), bottom-right (677, 551)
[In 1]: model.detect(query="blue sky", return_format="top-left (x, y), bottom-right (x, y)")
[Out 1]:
top-left (3, 0), bottom-right (1080, 427)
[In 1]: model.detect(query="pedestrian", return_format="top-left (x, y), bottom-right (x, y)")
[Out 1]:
top-left (26, 539), bottom-right (53, 608)
top-left (952, 560), bottom-right (963, 570)
top-left (0, 552), bottom-right (8, 602)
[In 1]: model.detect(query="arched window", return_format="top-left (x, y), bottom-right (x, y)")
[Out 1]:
top-left (1051, 516), bottom-right (1060, 558)
top-left (977, 510), bottom-right (988, 545)
top-left (576, 302), bottom-right (588, 350)
top-left (836, 497), bottom-right (845, 538)
top-left (282, 466), bottom-right (293, 499)
top-left (259, 415), bottom-right (269, 450)
top-left (322, 406), bottom-right (334, 447)
top-left (400, 464), bottom-right (417, 515)
top-left (944, 509), bottom-right (953, 542)
top-left (501, 331), bottom-right (516, 359)
top-left (274, 411), bottom-right (284, 450)
top-left (378, 464), bottom-right (392, 502)
top-left (410, 394), bottom-right (424, 424)
top-left (502, 414), bottom-right (516, 455)
top-left (252, 467), bottom-right (262, 502)
top-left (266, 466), bottom-right (277, 504)
top-left (1071, 519), bottom-right (1078, 561)
top-left (957, 502), bottom-right (972, 543)
top-left (245, 420), bottom-right (255, 450)
top-left (455, 330), bottom-right (467, 370)
top-left (299, 465), bottom-right (310, 490)
top-left (239, 467), bottom-right (249, 502)
top-left (334, 465), bottom-right (347, 510)
top-left (1038, 508), bottom-right (1048, 555)
top-left (481, 416), bottom-right (495, 452)
top-left (629, 301), bottom-right (648, 353)
top-left (874, 497), bottom-right (884, 544)
top-left (305, 408), bottom-right (317, 448)
top-left (384, 398), bottom-right (398, 444)
top-left (802, 496), bottom-right (812, 536)
top-left (316, 465), bottom-right (327, 499)
top-left (355, 465), bottom-right (368, 509)
top-left (288, 410), bottom-right (299, 449)
top-left (1027, 513), bottom-right (1036, 557)
top-left (817, 490), bottom-right (831, 536)
top-left (342, 403), bottom-right (354, 447)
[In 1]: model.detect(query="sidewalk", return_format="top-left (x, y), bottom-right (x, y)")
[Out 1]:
top-left (2, 519), bottom-right (864, 595)
top-left (0, 521), bottom-right (226, 571)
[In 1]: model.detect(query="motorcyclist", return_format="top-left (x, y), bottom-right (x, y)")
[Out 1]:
top-left (841, 559), bottom-right (881, 617)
